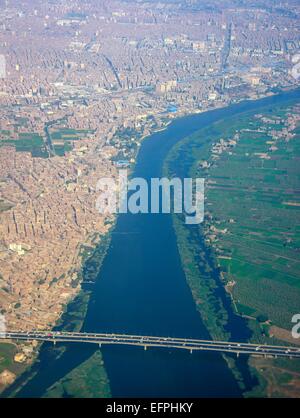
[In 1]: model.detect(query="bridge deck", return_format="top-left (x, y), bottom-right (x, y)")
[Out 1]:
top-left (2, 331), bottom-right (300, 359)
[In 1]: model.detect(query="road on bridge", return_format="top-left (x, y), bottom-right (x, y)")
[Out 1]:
top-left (2, 331), bottom-right (300, 359)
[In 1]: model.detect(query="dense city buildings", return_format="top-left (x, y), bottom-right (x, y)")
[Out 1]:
top-left (0, 0), bottom-right (300, 397)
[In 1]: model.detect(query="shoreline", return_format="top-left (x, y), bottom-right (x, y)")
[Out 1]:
top-left (164, 90), bottom-right (300, 397)
top-left (1, 226), bottom-right (115, 398)
top-left (3, 87), bottom-right (300, 397)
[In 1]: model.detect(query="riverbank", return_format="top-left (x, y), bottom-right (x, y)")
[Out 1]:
top-left (163, 117), bottom-right (255, 395)
top-left (164, 92), bottom-right (300, 397)
top-left (1, 228), bottom-right (114, 398)
top-left (0, 109), bottom-right (176, 397)
top-left (5, 88), bottom-right (300, 398)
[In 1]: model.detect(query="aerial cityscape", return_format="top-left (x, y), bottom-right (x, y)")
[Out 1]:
top-left (0, 0), bottom-right (300, 401)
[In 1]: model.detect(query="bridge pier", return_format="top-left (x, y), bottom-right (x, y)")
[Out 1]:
top-left (4, 332), bottom-right (300, 360)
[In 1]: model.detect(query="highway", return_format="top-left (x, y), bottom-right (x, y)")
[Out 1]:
top-left (2, 331), bottom-right (300, 358)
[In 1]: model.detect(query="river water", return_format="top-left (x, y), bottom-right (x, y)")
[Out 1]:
top-left (7, 88), bottom-right (300, 398)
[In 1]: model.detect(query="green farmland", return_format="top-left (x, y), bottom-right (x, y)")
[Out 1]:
top-left (168, 99), bottom-right (300, 331)
top-left (0, 133), bottom-right (48, 158)
top-left (203, 104), bottom-right (300, 329)
top-left (50, 128), bottom-right (95, 156)
top-left (0, 127), bottom-right (94, 158)
top-left (165, 98), bottom-right (300, 397)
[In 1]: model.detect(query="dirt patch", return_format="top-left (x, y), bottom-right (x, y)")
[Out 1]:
top-left (270, 326), bottom-right (300, 346)
top-left (250, 356), bottom-right (300, 398)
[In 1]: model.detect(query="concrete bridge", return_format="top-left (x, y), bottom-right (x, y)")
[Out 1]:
top-left (2, 331), bottom-right (300, 359)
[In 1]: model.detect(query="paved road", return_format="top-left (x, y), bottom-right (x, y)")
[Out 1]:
top-left (2, 331), bottom-right (300, 358)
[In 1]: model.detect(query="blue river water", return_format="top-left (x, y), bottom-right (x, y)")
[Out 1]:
top-left (6, 88), bottom-right (300, 398)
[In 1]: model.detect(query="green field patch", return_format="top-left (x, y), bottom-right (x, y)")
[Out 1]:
top-left (235, 303), bottom-right (257, 317)
top-left (0, 342), bottom-right (28, 383)
top-left (53, 143), bottom-right (72, 156)
top-left (233, 277), bottom-right (300, 328)
top-left (0, 133), bottom-right (48, 158)
top-left (170, 98), bottom-right (300, 330)
top-left (43, 351), bottom-right (110, 398)
top-left (49, 128), bottom-right (94, 156)
top-left (0, 199), bottom-right (14, 212)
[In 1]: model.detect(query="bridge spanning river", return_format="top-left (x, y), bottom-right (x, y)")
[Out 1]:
top-left (3, 331), bottom-right (300, 358)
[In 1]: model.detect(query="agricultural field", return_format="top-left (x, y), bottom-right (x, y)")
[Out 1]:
top-left (43, 350), bottom-right (110, 398)
top-left (166, 98), bottom-right (300, 397)
top-left (0, 125), bottom-right (95, 158)
top-left (49, 128), bottom-right (95, 156)
top-left (201, 103), bottom-right (300, 330)
top-left (0, 342), bottom-right (29, 394)
top-left (0, 198), bottom-right (13, 213)
top-left (0, 132), bottom-right (48, 158)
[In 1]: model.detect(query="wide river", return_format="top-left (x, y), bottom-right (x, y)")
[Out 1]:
top-left (7, 88), bottom-right (300, 398)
